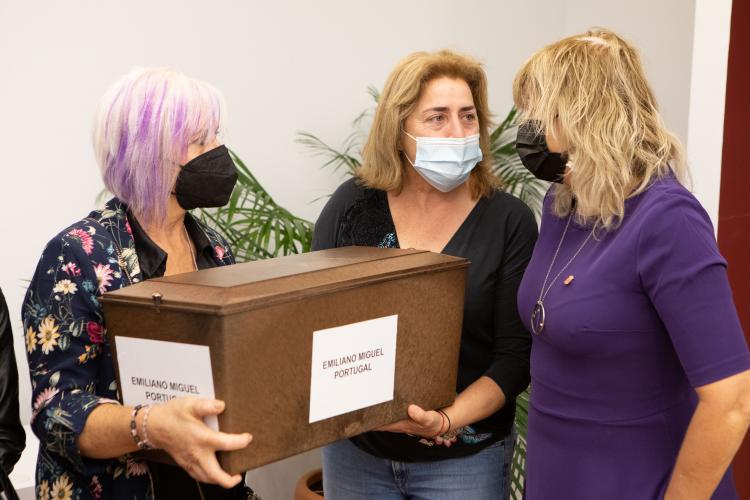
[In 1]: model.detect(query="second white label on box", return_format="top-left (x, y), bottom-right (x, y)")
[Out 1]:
top-left (309, 315), bottom-right (398, 423)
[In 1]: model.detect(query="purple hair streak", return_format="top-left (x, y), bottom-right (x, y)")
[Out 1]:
top-left (93, 68), bottom-right (226, 227)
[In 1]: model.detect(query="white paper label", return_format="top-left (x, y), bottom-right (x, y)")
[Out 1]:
top-left (114, 336), bottom-right (218, 431)
top-left (309, 315), bottom-right (398, 423)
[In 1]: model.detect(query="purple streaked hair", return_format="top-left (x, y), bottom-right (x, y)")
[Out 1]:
top-left (92, 68), bottom-right (226, 227)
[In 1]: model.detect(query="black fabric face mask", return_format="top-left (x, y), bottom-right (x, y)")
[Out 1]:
top-left (173, 144), bottom-right (238, 210)
top-left (516, 121), bottom-right (568, 183)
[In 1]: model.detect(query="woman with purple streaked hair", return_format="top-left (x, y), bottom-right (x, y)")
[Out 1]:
top-left (22, 68), bottom-right (259, 499)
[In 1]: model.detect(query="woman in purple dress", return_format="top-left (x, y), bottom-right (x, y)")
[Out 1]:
top-left (513, 29), bottom-right (750, 499)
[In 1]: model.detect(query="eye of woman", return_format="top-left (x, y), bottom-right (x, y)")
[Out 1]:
top-left (427, 114), bottom-right (446, 124)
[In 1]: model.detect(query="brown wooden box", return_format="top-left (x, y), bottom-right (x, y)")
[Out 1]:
top-left (102, 246), bottom-right (468, 473)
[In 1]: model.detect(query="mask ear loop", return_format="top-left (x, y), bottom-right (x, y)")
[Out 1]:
top-left (400, 129), bottom-right (418, 166)
top-left (403, 152), bottom-right (417, 167)
top-left (401, 129), bottom-right (418, 142)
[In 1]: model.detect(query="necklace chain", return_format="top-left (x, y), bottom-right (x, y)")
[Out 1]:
top-left (537, 214), bottom-right (594, 303)
top-left (532, 212), bottom-right (595, 335)
top-left (183, 225), bottom-right (198, 271)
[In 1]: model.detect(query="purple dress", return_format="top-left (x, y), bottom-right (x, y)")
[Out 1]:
top-left (517, 175), bottom-right (750, 499)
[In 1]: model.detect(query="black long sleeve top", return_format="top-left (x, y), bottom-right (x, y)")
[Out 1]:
top-left (312, 178), bottom-right (537, 461)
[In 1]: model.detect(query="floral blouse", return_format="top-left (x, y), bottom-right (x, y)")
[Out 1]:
top-left (22, 198), bottom-right (234, 500)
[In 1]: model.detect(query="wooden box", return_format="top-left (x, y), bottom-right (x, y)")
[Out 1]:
top-left (102, 246), bottom-right (468, 473)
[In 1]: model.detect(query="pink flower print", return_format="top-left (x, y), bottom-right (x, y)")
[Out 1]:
top-left (125, 458), bottom-right (149, 477)
top-left (61, 262), bottom-right (81, 276)
top-left (125, 221), bottom-right (133, 236)
top-left (89, 475), bottom-right (103, 499)
top-left (214, 245), bottom-right (225, 260)
top-left (68, 228), bottom-right (94, 255)
top-left (93, 263), bottom-right (115, 294)
top-left (33, 387), bottom-right (59, 411)
top-left (31, 387), bottom-right (60, 422)
top-left (87, 322), bottom-right (105, 344)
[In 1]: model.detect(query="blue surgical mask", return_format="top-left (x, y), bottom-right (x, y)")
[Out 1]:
top-left (402, 131), bottom-right (483, 192)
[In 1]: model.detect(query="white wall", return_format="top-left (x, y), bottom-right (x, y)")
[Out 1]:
top-left (562, 0), bottom-right (733, 230)
top-left (686, 0), bottom-right (733, 230)
top-left (0, 1), bottom-right (701, 498)
top-left (563, 0), bottom-right (696, 144)
top-left (562, 0), bottom-right (730, 229)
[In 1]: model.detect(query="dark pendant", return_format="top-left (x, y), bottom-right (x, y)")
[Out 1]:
top-left (531, 300), bottom-right (546, 335)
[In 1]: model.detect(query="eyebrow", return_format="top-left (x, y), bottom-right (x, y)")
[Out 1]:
top-left (421, 105), bottom-right (476, 114)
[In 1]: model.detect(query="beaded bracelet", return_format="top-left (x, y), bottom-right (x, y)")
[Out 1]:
top-left (130, 405), bottom-right (146, 446)
top-left (130, 404), bottom-right (155, 450)
top-left (139, 405), bottom-right (155, 450)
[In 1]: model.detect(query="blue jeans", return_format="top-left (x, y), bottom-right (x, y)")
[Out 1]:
top-left (322, 430), bottom-right (516, 500)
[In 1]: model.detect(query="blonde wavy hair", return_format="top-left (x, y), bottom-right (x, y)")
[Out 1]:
top-left (358, 50), bottom-right (498, 199)
top-left (513, 28), bottom-right (688, 230)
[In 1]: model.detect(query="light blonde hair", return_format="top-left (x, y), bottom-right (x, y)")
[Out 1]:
top-left (358, 50), bottom-right (498, 198)
top-left (513, 28), bottom-right (687, 230)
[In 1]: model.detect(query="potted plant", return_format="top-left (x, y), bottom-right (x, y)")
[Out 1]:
top-left (293, 468), bottom-right (324, 500)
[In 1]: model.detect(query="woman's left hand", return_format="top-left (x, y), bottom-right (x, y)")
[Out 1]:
top-left (379, 404), bottom-right (447, 440)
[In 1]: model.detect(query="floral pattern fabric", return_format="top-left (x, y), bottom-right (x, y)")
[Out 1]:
top-left (22, 198), bottom-right (234, 500)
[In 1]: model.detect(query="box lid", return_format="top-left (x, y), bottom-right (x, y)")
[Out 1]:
top-left (102, 246), bottom-right (469, 315)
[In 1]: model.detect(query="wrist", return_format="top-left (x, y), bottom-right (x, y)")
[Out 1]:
top-left (130, 405), bottom-right (146, 450)
top-left (135, 404), bottom-right (161, 450)
top-left (431, 411), bottom-right (447, 438)
top-left (438, 408), bottom-right (453, 435)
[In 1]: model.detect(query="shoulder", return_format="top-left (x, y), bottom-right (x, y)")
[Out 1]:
top-left (35, 202), bottom-right (130, 277)
top-left (315, 177), bottom-right (379, 228)
top-left (641, 174), bottom-right (703, 205)
top-left (44, 218), bottom-right (111, 260)
top-left (326, 177), bottom-right (373, 212)
top-left (631, 175), bottom-right (722, 262)
top-left (471, 191), bottom-right (538, 261)
top-left (26, 214), bottom-right (117, 316)
top-left (485, 189), bottom-right (535, 215)
top-left (633, 175), bottom-right (714, 234)
top-left (313, 177), bottom-right (386, 250)
top-left (483, 190), bottom-right (538, 234)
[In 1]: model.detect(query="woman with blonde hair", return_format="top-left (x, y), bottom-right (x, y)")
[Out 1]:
top-left (514, 29), bottom-right (750, 499)
top-left (313, 50), bottom-right (537, 499)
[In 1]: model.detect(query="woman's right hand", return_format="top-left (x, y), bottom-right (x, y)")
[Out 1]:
top-left (145, 397), bottom-right (252, 488)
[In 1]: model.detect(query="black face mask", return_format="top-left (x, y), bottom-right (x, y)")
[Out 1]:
top-left (173, 144), bottom-right (238, 210)
top-left (516, 121), bottom-right (568, 183)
